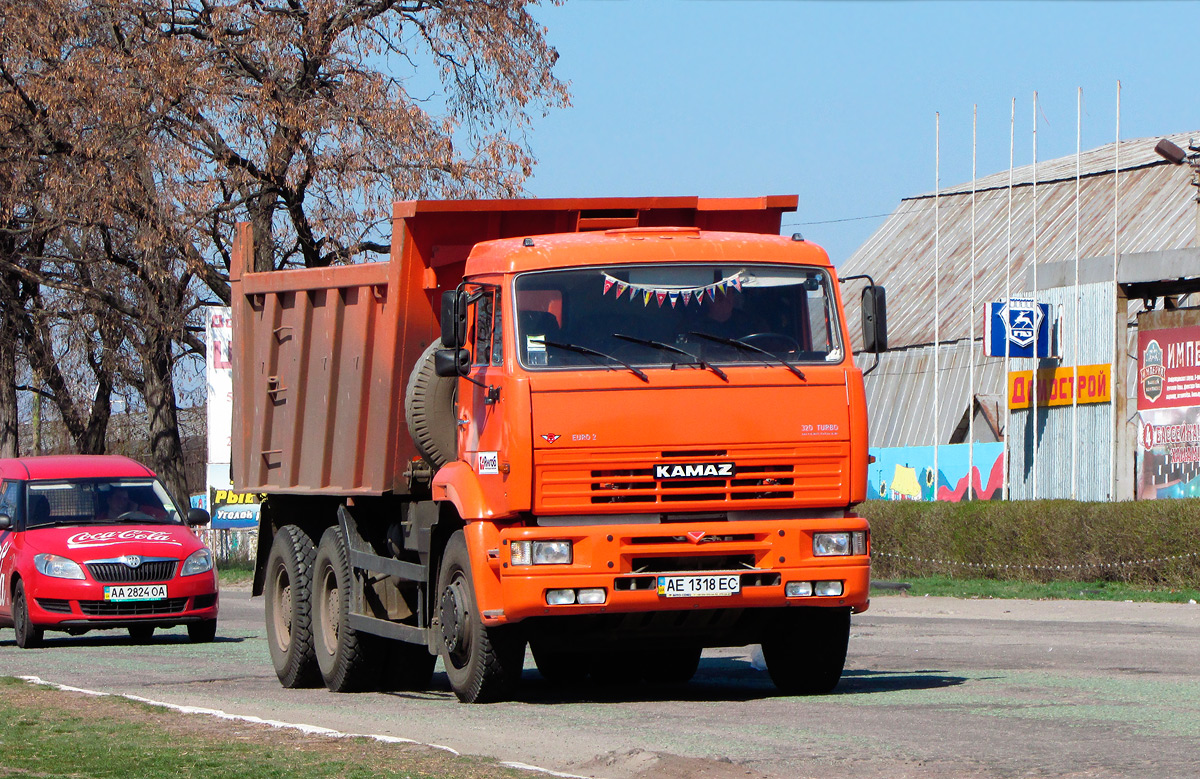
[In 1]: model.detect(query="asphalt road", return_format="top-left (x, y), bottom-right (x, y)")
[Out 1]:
top-left (3, 589), bottom-right (1199, 779)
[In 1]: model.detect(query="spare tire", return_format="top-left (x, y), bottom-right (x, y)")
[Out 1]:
top-left (405, 339), bottom-right (458, 468)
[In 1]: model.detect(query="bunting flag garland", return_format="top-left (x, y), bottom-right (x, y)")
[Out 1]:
top-left (599, 271), bottom-right (744, 308)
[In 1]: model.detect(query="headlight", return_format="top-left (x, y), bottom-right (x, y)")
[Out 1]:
top-left (510, 540), bottom-right (573, 566)
top-left (34, 553), bottom-right (85, 580)
top-left (813, 532), bottom-right (851, 556)
top-left (813, 531), bottom-right (867, 557)
top-left (181, 549), bottom-right (214, 576)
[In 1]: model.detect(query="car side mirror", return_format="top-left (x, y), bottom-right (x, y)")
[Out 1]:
top-left (186, 508), bottom-right (211, 527)
top-left (862, 285), bottom-right (888, 353)
top-left (440, 290), bottom-right (468, 349)
top-left (434, 348), bottom-right (471, 378)
top-left (0, 513), bottom-right (10, 530)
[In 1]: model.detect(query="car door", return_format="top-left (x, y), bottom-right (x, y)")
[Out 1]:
top-left (0, 479), bottom-right (22, 620)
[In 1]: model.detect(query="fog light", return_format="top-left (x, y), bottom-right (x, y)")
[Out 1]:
top-left (815, 580), bottom-right (844, 597)
top-left (577, 588), bottom-right (606, 605)
top-left (813, 532), bottom-right (851, 556)
top-left (532, 540), bottom-right (573, 565)
top-left (546, 589), bottom-right (576, 605)
top-left (852, 531), bottom-right (867, 556)
top-left (785, 581), bottom-right (813, 597)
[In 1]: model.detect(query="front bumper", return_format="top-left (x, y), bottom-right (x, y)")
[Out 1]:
top-left (23, 570), bottom-right (219, 632)
top-left (486, 516), bottom-right (870, 624)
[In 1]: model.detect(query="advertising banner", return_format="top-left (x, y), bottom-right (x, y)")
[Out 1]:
top-left (1007, 364), bottom-right (1111, 410)
top-left (1137, 325), bottom-right (1200, 410)
top-left (206, 307), bottom-right (260, 528)
top-left (985, 299), bottom-right (1055, 358)
top-left (1136, 406), bottom-right (1200, 500)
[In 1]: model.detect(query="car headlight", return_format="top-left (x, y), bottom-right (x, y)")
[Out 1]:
top-left (510, 540), bottom-right (573, 566)
top-left (34, 553), bottom-right (85, 580)
top-left (181, 549), bottom-right (214, 576)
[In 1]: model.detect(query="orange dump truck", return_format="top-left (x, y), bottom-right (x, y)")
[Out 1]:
top-left (231, 197), bottom-right (888, 702)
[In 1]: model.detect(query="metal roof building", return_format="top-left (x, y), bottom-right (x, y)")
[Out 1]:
top-left (841, 131), bottom-right (1200, 500)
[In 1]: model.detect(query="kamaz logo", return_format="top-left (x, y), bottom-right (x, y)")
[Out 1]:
top-left (654, 462), bottom-right (735, 480)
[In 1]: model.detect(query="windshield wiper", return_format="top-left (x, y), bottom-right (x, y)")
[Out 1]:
top-left (541, 339), bottom-right (649, 382)
top-left (686, 332), bottom-right (806, 380)
top-left (612, 333), bottom-right (728, 382)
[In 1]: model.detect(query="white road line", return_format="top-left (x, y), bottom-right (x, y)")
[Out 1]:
top-left (18, 674), bottom-right (596, 777)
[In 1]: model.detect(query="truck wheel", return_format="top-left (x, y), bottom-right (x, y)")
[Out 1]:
top-left (312, 526), bottom-right (381, 692)
top-left (13, 581), bottom-right (44, 649)
top-left (761, 607), bottom-right (851, 695)
top-left (405, 339), bottom-right (458, 468)
top-left (436, 531), bottom-right (526, 703)
top-left (264, 525), bottom-right (321, 688)
top-left (380, 639), bottom-right (437, 692)
top-left (531, 643), bottom-right (590, 685)
top-left (644, 646), bottom-right (702, 685)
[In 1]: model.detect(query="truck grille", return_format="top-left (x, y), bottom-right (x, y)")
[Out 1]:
top-left (87, 560), bottom-right (177, 583)
top-left (536, 444), bottom-right (847, 512)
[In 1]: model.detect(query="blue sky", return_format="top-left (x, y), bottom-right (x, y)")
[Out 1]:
top-left (526, 1), bottom-right (1200, 264)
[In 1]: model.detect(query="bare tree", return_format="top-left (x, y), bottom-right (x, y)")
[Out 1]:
top-left (0, 0), bottom-right (568, 497)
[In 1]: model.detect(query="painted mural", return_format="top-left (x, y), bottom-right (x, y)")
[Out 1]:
top-left (867, 442), bottom-right (1006, 502)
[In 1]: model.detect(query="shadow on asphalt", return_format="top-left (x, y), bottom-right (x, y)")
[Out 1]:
top-left (0, 633), bottom-right (245, 649)
top-left (379, 656), bottom-right (968, 705)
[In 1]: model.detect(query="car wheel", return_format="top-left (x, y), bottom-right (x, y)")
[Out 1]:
top-left (263, 525), bottom-right (321, 688)
top-left (187, 619), bottom-right (217, 643)
top-left (761, 607), bottom-right (850, 695)
top-left (437, 531), bottom-right (526, 703)
top-left (13, 581), bottom-right (44, 649)
top-left (128, 625), bottom-right (155, 643)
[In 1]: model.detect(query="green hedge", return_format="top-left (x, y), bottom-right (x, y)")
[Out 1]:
top-left (857, 499), bottom-right (1200, 588)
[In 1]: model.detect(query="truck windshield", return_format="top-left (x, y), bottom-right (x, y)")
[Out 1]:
top-left (25, 479), bottom-right (182, 529)
top-left (513, 264), bottom-right (843, 370)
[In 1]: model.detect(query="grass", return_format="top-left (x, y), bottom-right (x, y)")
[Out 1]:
top-left (871, 575), bottom-right (1200, 603)
top-left (216, 559), bottom-right (254, 587)
top-left (0, 677), bottom-right (519, 779)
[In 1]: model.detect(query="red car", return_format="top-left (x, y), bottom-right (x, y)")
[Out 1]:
top-left (0, 455), bottom-right (217, 648)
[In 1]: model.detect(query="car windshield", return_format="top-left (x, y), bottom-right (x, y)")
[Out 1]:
top-left (512, 264), bottom-right (843, 370)
top-left (25, 479), bottom-right (182, 529)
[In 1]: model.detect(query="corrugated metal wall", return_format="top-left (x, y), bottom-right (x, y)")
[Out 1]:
top-left (1005, 281), bottom-right (1116, 500)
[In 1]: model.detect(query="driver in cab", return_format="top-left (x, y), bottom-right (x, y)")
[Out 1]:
top-left (99, 487), bottom-right (166, 520)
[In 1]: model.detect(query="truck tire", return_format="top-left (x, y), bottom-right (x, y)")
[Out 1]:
top-left (436, 531), bottom-right (526, 702)
top-left (264, 525), bottom-right (321, 688)
top-left (531, 643), bottom-right (590, 685)
top-left (13, 580), bottom-right (44, 649)
top-left (405, 339), bottom-right (458, 468)
top-left (761, 607), bottom-right (851, 695)
top-left (379, 639), bottom-right (437, 692)
top-left (312, 526), bottom-right (381, 692)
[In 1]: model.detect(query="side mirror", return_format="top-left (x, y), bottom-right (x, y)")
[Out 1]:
top-left (862, 285), bottom-right (888, 353)
top-left (186, 508), bottom-right (211, 527)
top-left (434, 348), bottom-right (471, 378)
top-left (440, 290), bottom-right (468, 348)
top-left (0, 513), bottom-right (10, 530)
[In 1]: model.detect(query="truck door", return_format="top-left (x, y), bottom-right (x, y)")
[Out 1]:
top-left (459, 285), bottom-right (512, 506)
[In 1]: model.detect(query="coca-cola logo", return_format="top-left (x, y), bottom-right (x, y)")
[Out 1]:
top-left (67, 530), bottom-right (182, 549)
